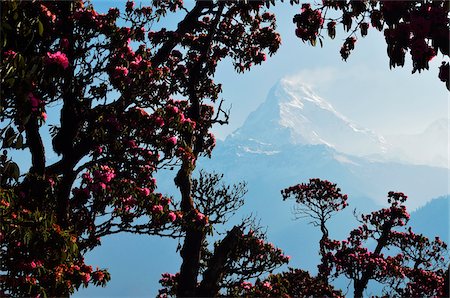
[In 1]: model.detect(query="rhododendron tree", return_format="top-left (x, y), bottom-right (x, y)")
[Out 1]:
top-left (281, 178), bottom-right (348, 282)
top-left (283, 179), bottom-right (449, 297)
top-left (228, 268), bottom-right (341, 297)
top-left (1, 188), bottom-right (110, 297)
top-left (1, 0), bottom-right (283, 296)
top-left (157, 172), bottom-right (290, 297)
top-left (325, 192), bottom-right (449, 297)
top-left (293, 0), bottom-right (450, 90)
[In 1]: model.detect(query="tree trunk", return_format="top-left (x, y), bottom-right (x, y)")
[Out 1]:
top-left (175, 162), bottom-right (205, 297)
top-left (197, 226), bottom-right (242, 296)
top-left (353, 222), bottom-right (393, 298)
top-left (318, 220), bottom-right (329, 283)
top-left (175, 3), bottom-right (224, 296)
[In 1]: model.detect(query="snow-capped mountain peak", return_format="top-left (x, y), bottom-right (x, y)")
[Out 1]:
top-left (229, 79), bottom-right (387, 157)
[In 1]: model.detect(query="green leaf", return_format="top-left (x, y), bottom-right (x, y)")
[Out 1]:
top-left (5, 77), bottom-right (15, 86)
top-left (24, 229), bottom-right (32, 245)
top-left (5, 65), bottom-right (15, 78)
top-left (9, 162), bottom-right (20, 181)
top-left (61, 250), bottom-right (67, 262)
top-left (38, 20), bottom-right (44, 36)
top-left (15, 134), bottom-right (23, 149)
top-left (4, 127), bottom-right (16, 147)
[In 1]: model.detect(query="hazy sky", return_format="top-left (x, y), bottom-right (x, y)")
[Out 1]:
top-left (211, 3), bottom-right (449, 139)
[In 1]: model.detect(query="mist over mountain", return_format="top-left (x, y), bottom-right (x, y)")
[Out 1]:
top-left (229, 78), bottom-right (449, 168)
top-left (385, 118), bottom-right (450, 168)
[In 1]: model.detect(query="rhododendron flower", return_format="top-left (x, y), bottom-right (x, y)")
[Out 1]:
top-left (95, 146), bottom-right (103, 155)
top-left (241, 281), bottom-right (253, 290)
top-left (30, 261), bottom-right (37, 269)
top-left (152, 205), bottom-right (163, 213)
top-left (93, 270), bottom-right (105, 281)
top-left (40, 4), bottom-right (56, 22)
top-left (196, 212), bottom-right (207, 224)
top-left (154, 116), bottom-right (164, 127)
top-left (114, 66), bottom-right (129, 77)
top-left (167, 106), bottom-right (179, 114)
top-left (3, 50), bottom-right (16, 58)
top-left (46, 51), bottom-right (69, 69)
top-left (183, 118), bottom-right (196, 129)
top-left (167, 136), bottom-right (177, 146)
top-left (140, 187), bottom-right (151, 197)
top-left (168, 212), bottom-right (177, 222)
top-left (82, 272), bottom-right (91, 283)
top-left (126, 139), bottom-right (137, 148)
top-left (130, 56), bottom-right (143, 70)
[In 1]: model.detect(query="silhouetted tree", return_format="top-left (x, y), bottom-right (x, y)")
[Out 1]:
top-left (282, 179), bottom-right (448, 298)
top-left (281, 178), bottom-right (348, 282)
top-left (157, 171), bottom-right (289, 297)
top-left (1, 1), bottom-right (283, 296)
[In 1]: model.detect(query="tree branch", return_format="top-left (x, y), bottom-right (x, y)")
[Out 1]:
top-left (151, 1), bottom-right (213, 68)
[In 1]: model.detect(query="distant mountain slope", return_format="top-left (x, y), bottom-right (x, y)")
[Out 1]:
top-left (205, 138), bottom-right (448, 212)
top-left (409, 195), bottom-right (449, 244)
top-left (386, 118), bottom-right (450, 168)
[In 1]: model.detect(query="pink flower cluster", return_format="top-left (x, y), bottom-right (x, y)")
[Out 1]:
top-left (193, 211), bottom-right (208, 225)
top-left (293, 4), bottom-right (324, 42)
top-left (241, 281), bottom-right (253, 290)
top-left (45, 51), bottom-right (69, 69)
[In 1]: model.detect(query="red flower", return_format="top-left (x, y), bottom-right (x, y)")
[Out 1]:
top-left (46, 51), bottom-right (69, 69)
top-left (166, 136), bottom-right (177, 146)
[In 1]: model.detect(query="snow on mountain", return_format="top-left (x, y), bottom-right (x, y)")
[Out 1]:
top-left (229, 78), bottom-right (388, 157)
top-left (385, 118), bottom-right (450, 168)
